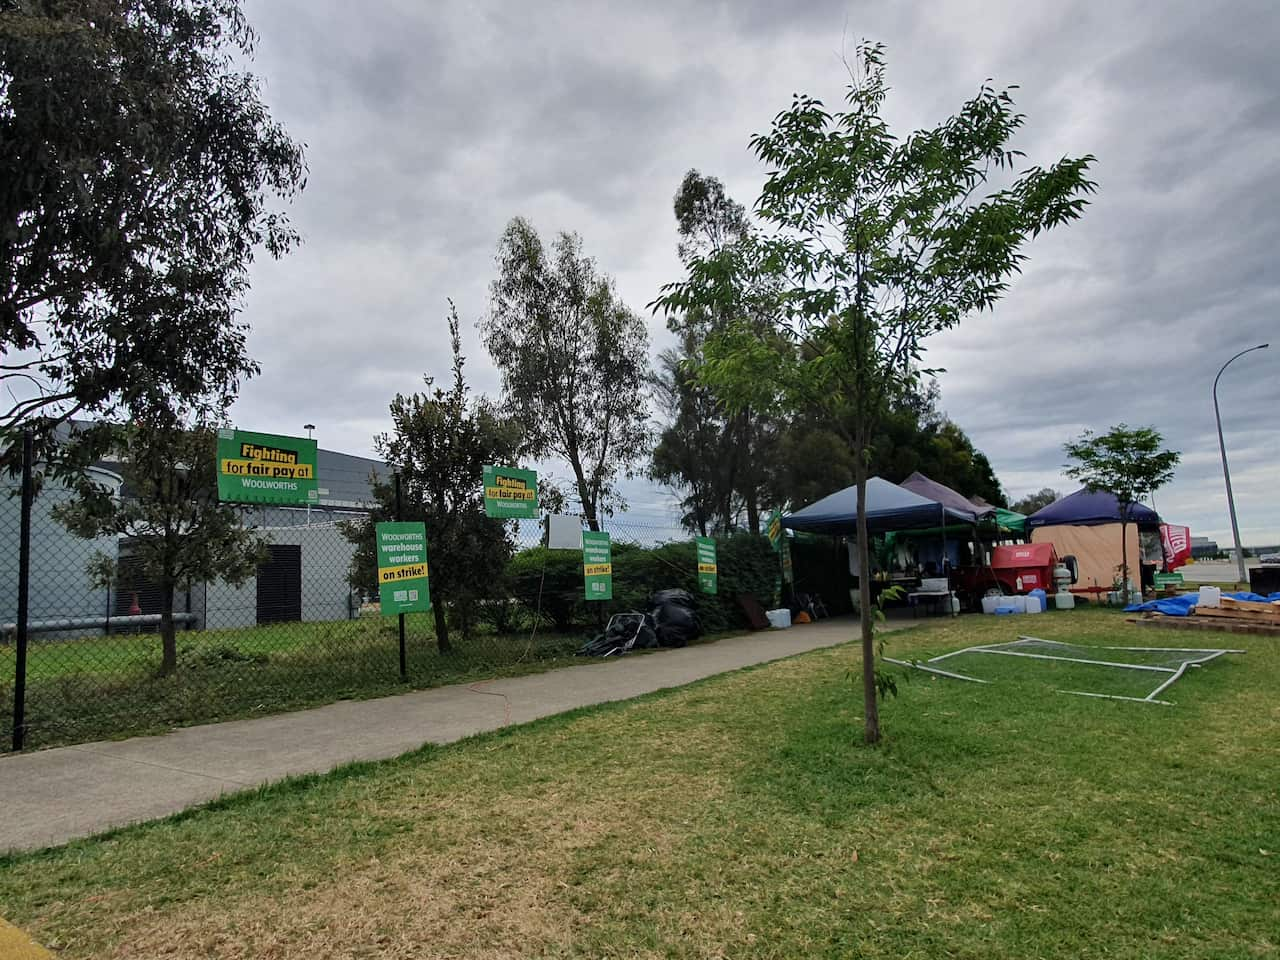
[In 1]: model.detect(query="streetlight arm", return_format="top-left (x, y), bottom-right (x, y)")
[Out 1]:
top-left (1215, 343), bottom-right (1270, 397)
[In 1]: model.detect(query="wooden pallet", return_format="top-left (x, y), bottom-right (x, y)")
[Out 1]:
top-left (1128, 615), bottom-right (1280, 637)
top-left (1193, 597), bottom-right (1280, 625)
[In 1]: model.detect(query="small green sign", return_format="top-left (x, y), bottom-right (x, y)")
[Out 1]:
top-left (582, 530), bottom-right (613, 601)
top-left (1154, 571), bottom-right (1184, 587)
top-left (483, 465), bottom-right (539, 519)
top-left (217, 428), bottom-right (319, 505)
top-left (696, 536), bottom-right (718, 595)
top-left (767, 510), bottom-right (783, 552)
top-left (376, 521), bottom-right (431, 615)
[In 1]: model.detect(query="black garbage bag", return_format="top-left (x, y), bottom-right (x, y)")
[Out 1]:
top-left (648, 590), bottom-right (701, 647)
top-left (650, 588), bottom-right (696, 610)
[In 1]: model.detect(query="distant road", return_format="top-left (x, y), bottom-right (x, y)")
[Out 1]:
top-left (1183, 559), bottom-right (1265, 583)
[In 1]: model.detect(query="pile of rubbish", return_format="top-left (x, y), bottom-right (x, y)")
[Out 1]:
top-left (577, 589), bottom-right (702, 658)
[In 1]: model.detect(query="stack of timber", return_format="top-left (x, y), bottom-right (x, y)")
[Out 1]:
top-left (1129, 595), bottom-right (1280, 636)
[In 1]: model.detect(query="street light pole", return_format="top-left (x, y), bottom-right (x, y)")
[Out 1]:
top-left (1212, 343), bottom-right (1268, 586)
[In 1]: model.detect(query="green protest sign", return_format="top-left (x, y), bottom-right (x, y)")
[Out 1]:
top-left (767, 510), bottom-right (783, 552)
top-left (1154, 571), bottom-right (1184, 587)
top-left (483, 465), bottom-right (539, 519)
top-left (376, 521), bottom-right (431, 615)
top-left (696, 536), bottom-right (718, 595)
top-left (582, 530), bottom-right (613, 601)
top-left (217, 428), bottom-right (319, 505)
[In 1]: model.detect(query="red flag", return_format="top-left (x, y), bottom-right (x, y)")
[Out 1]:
top-left (1160, 524), bottom-right (1192, 570)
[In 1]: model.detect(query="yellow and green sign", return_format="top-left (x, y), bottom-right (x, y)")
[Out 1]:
top-left (483, 465), bottom-right (539, 519)
top-left (696, 536), bottom-right (718, 595)
top-left (376, 521), bottom-right (431, 615)
top-left (767, 510), bottom-right (783, 552)
top-left (217, 429), bottom-right (319, 505)
top-left (582, 530), bottom-right (613, 601)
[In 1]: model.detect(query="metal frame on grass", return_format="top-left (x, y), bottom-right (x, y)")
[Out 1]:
top-left (886, 636), bottom-right (1243, 705)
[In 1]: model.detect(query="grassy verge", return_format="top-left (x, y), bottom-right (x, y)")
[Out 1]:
top-left (0, 616), bottom-right (588, 749)
top-left (0, 616), bottom-right (746, 750)
top-left (0, 608), bottom-right (1275, 958)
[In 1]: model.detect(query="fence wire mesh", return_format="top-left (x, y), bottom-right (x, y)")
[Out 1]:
top-left (2, 463), bottom-right (781, 750)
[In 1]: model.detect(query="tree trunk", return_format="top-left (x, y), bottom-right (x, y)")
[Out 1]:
top-left (433, 599), bottom-right (452, 653)
top-left (855, 451), bottom-right (880, 745)
top-left (1120, 518), bottom-right (1130, 606)
top-left (572, 471), bottom-right (600, 532)
top-left (159, 582), bottom-right (177, 677)
top-left (745, 493), bottom-right (760, 536)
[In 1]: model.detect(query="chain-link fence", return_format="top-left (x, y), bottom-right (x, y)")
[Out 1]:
top-left (2, 445), bottom-right (780, 751)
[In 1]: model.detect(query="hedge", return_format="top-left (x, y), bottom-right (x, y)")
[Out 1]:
top-left (507, 533), bottom-right (778, 633)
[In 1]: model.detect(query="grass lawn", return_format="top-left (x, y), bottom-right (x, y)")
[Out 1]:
top-left (0, 608), bottom-right (1276, 958)
top-left (0, 615), bottom-right (589, 749)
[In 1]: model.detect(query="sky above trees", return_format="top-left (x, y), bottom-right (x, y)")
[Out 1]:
top-left (231, 0), bottom-right (1280, 542)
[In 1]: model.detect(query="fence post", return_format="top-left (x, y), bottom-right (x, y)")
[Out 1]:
top-left (395, 472), bottom-right (406, 680)
top-left (12, 429), bottom-right (34, 751)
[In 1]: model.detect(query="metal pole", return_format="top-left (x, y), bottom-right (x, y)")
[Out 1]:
top-left (395, 471), bottom-right (406, 680)
top-left (1213, 343), bottom-right (1268, 587)
top-left (12, 429), bottom-right (34, 751)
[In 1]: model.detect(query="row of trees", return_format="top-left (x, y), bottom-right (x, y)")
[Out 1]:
top-left (7, 8), bottom-right (1107, 748)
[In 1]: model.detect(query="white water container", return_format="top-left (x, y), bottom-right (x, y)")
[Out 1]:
top-left (766, 608), bottom-right (792, 629)
top-left (1198, 585), bottom-right (1221, 609)
top-left (983, 595), bottom-right (1026, 614)
top-left (1025, 595), bottom-right (1042, 613)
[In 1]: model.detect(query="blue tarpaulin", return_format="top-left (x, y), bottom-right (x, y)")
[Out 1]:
top-left (1125, 591), bottom-right (1280, 616)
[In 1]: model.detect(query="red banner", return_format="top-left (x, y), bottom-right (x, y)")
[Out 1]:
top-left (1160, 524), bottom-right (1192, 570)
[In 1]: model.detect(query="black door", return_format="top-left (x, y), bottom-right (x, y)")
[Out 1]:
top-left (256, 544), bottom-right (302, 624)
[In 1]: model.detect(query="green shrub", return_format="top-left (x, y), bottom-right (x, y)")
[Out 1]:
top-left (505, 533), bottom-right (777, 633)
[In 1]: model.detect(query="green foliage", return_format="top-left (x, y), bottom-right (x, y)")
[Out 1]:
top-left (653, 40), bottom-right (1095, 744)
top-left (777, 380), bottom-right (1007, 508)
top-left (507, 534), bottom-right (777, 634)
top-left (346, 302), bottom-right (520, 651)
top-left (482, 217), bottom-right (651, 527)
top-left (650, 171), bottom-right (778, 535)
top-left (0, 0), bottom-right (305, 465)
top-left (1011, 487), bottom-right (1061, 516)
top-left (52, 409), bottom-right (268, 675)
top-left (1064, 423), bottom-right (1181, 604)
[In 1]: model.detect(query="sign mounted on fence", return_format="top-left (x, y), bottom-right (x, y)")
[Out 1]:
top-left (483, 465), bottom-right (539, 519)
top-left (767, 510), bottom-right (783, 552)
top-left (696, 537), bottom-right (718, 595)
top-left (217, 429), bottom-right (319, 505)
top-left (582, 530), bottom-right (613, 601)
top-left (376, 521), bottom-right (431, 615)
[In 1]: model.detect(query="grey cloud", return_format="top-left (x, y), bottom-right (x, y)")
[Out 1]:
top-left (230, 0), bottom-right (1280, 542)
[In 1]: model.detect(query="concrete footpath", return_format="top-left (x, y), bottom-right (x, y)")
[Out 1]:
top-left (0, 619), bottom-right (871, 853)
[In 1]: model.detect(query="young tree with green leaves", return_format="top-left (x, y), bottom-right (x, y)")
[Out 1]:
top-left (482, 218), bottom-right (650, 530)
top-left (654, 41), bottom-right (1096, 744)
top-left (1, 0), bottom-right (305, 467)
top-left (53, 410), bottom-right (267, 676)
top-left (1064, 425), bottom-right (1180, 604)
top-left (348, 303), bottom-right (521, 652)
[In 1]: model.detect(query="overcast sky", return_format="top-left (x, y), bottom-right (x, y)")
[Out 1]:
top-left (233, 0), bottom-right (1279, 543)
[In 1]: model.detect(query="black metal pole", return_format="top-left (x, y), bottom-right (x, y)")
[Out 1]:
top-left (395, 472), bottom-right (406, 680)
top-left (12, 429), bottom-right (34, 751)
